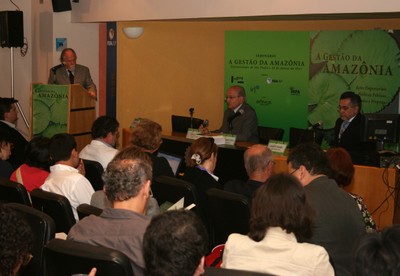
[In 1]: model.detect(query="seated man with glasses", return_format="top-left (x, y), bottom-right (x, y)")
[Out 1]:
top-left (224, 144), bottom-right (274, 205)
top-left (68, 146), bottom-right (153, 276)
top-left (200, 85), bottom-right (259, 142)
top-left (333, 91), bottom-right (377, 165)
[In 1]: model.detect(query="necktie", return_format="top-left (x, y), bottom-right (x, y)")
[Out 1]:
top-left (68, 70), bottom-right (74, 84)
top-left (339, 120), bottom-right (349, 139)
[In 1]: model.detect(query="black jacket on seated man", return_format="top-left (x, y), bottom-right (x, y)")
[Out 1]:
top-left (333, 113), bottom-right (378, 166)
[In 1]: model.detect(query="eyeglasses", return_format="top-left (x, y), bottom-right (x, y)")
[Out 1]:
top-left (22, 254), bottom-right (33, 266)
top-left (225, 96), bottom-right (240, 100)
top-left (338, 105), bottom-right (354, 111)
top-left (290, 168), bottom-right (299, 175)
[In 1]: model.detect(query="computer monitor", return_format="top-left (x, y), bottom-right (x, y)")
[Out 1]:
top-left (171, 115), bottom-right (204, 133)
top-left (362, 113), bottom-right (400, 143)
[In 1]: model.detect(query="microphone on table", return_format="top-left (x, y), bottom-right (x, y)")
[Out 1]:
top-left (309, 121), bottom-right (323, 130)
top-left (189, 108), bottom-right (194, 128)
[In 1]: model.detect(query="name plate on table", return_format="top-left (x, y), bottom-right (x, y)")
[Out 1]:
top-left (223, 134), bottom-right (237, 146)
top-left (186, 128), bottom-right (201, 139)
top-left (268, 140), bottom-right (288, 155)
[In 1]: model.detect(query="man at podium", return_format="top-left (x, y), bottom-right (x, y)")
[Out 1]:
top-left (48, 48), bottom-right (97, 99)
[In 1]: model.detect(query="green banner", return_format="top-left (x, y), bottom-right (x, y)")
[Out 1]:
top-left (225, 30), bottom-right (400, 142)
top-left (225, 31), bottom-right (310, 141)
top-left (32, 84), bottom-right (69, 137)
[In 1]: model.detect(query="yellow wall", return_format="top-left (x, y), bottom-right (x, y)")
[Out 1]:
top-left (117, 18), bottom-right (400, 135)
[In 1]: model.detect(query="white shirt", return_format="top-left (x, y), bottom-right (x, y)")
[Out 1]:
top-left (42, 164), bottom-right (95, 220)
top-left (79, 140), bottom-right (118, 170)
top-left (222, 227), bottom-right (334, 276)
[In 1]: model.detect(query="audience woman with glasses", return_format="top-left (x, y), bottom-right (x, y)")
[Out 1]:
top-left (221, 173), bottom-right (334, 275)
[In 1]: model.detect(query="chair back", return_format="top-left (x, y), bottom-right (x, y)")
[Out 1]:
top-left (6, 203), bottom-right (56, 276)
top-left (152, 175), bottom-right (199, 209)
top-left (171, 115), bottom-right (204, 133)
top-left (258, 126), bottom-right (284, 144)
top-left (0, 177), bottom-right (31, 205)
top-left (44, 238), bottom-right (134, 276)
top-left (205, 188), bottom-right (250, 247)
top-left (82, 159), bottom-right (104, 191)
top-left (30, 189), bottom-right (76, 233)
top-left (77, 203), bottom-right (103, 220)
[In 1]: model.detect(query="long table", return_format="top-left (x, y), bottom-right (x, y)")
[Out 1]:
top-left (123, 128), bottom-right (399, 229)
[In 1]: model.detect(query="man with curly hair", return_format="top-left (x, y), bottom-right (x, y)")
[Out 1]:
top-left (68, 146), bottom-right (153, 276)
top-left (0, 204), bottom-right (33, 276)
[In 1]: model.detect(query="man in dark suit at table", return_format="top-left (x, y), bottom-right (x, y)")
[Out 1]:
top-left (0, 97), bottom-right (28, 169)
top-left (48, 48), bottom-right (97, 99)
top-left (333, 91), bottom-right (377, 165)
top-left (201, 85), bottom-right (259, 142)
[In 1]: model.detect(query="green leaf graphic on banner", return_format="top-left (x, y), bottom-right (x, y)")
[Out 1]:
top-left (310, 30), bottom-right (400, 128)
top-left (42, 124), bottom-right (68, 138)
top-left (337, 30), bottom-right (400, 113)
top-left (33, 99), bottom-right (51, 134)
top-left (309, 73), bottom-right (349, 129)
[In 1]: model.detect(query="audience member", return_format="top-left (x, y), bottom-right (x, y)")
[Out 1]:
top-left (48, 48), bottom-right (97, 98)
top-left (0, 97), bottom-right (28, 169)
top-left (181, 137), bottom-right (223, 211)
top-left (143, 210), bottom-right (209, 276)
top-left (326, 147), bottom-right (377, 232)
top-left (0, 129), bottom-right (14, 178)
top-left (287, 143), bottom-right (365, 275)
top-left (0, 204), bottom-right (33, 276)
top-left (224, 144), bottom-right (274, 205)
top-left (222, 173), bottom-right (334, 275)
top-left (130, 118), bottom-right (174, 178)
top-left (68, 146), bottom-right (153, 275)
top-left (41, 133), bottom-right (94, 220)
top-left (10, 136), bottom-right (51, 192)
top-left (353, 224), bottom-right (400, 276)
top-left (200, 85), bottom-right (258, 142)
top-left (79, 116), bottom-right (119, 170)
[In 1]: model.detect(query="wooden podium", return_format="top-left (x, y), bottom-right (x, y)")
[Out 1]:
top-left (31, 84), bottom-right (96, 151)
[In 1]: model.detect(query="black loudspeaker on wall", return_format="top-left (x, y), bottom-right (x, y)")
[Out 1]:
top-left (52, 0), bottom-right (72, 12)
top-left (0, 11), bottom-right (24, 48)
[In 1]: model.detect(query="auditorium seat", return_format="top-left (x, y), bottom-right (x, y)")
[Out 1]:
top-left (6, 202), bottom-right (55, 276)
top-left (77, 203), bottom-right (103, 220)
top-left (30, 189), bottom-right (76, 233)
top-left (205, 188), bottom-right (250, 247)
top-left (44, 238), bottom-right (134, 276)
top-left (0, 177), bottom-right (31, 205)
top-left (82, 159), bottom-right (104, 191)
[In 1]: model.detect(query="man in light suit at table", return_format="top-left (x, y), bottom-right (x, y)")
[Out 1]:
top-left (48, 48), bottom-right (97, 99)
top-left (201, 85), bottom-right (259, 142)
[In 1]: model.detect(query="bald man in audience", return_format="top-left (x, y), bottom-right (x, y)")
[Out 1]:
top-left (224, 144), bottom-right (274, 204)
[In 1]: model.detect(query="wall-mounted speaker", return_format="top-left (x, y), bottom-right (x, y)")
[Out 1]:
top-left (0, 11), bottom-right (24, 48)
top-left (52, 0), bottom-right (72, 12)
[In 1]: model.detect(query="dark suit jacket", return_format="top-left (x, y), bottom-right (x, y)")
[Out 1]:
top-left (333, 113), bottom-right (364, 151)
top-left (333, 113), bottom-right (377, 165)
top-left (224, 178), bottom-right (263, 206)
top-left (216, 102), bottom-right (259, 142)
top-left (48, 64), bottom-right (97, 92)
top-left (0, 121), bottom-right (28, 169)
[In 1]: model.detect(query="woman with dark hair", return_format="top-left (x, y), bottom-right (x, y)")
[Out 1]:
top-left (326, 147), bottom-right (376, 232)
top-left (181, 137), bottom-right (222, 210)
top-left (221, 173), bottom-right (334, 275)
top-left (0, 129), bottom-right (14, 178)
top-left (130, 118), bottom-right (174, 178)
top-left (10, 136), bottom-right (51, 191)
